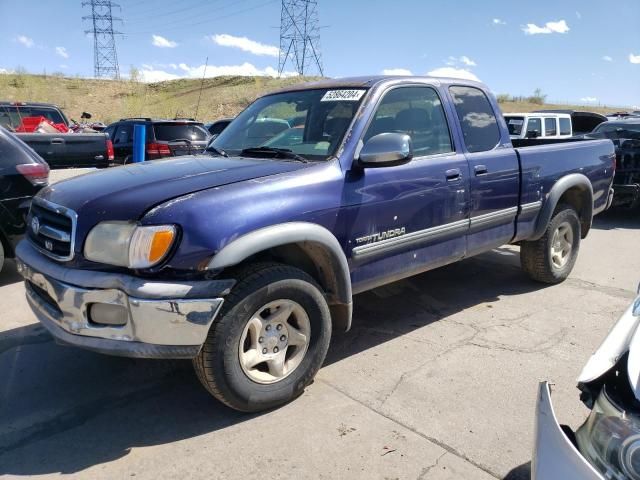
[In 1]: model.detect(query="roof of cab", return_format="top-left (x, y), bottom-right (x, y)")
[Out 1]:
top-left (269, 75), bottom-right (485, 94)
top-left (505, 112), bottom-right (571, 118)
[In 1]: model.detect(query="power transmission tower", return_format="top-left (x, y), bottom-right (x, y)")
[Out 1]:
top-left (82, 0), bottom-right (122, 79)
top-left (278, 0), bottom-right (324, 77)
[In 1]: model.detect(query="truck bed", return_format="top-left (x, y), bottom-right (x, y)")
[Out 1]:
top-left (512, 137), bottom-right (615, 241)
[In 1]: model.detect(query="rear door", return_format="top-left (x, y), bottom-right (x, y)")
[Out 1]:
top-left (111, 123), bottom-right (134, 164)
top-left (346, 85), bottom-right (470, 292)
top-left (448, 85), bottom-right (520, 255)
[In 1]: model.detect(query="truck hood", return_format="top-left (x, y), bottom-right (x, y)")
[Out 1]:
top-left (578, 292), bottom-right (640, 400)
top-left (38, 155), bottom-right (307, 237)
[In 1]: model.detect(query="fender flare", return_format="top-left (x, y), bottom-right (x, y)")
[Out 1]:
top-left (531, 173), bottom-right (593, 240)
top-left (208, 222), bottom-right (353, 331)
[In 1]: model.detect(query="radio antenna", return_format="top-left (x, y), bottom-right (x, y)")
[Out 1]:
top-left (194, 56), bottom-right (208, 120)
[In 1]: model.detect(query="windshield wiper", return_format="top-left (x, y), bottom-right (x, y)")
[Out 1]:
top-left (205, 145), bottom-right (229, 157)
top-left (240, 146), bottom-right (308, 163)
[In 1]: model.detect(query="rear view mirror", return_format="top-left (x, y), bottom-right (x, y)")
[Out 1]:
top-left (526, 130), bottom-right (540, 139)
top-left (358, 133), bottom-right (413, 168)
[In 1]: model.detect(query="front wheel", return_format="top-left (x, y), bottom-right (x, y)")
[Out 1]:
top-left (520, 205), bottom-right (581, 284)
top-left (193, 263), bottom-right (332, 412)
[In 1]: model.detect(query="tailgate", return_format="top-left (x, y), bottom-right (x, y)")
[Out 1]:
top-left (16, 133), bottom-right (108, 169)
top-left (167, 141), bottom-right (208, 156)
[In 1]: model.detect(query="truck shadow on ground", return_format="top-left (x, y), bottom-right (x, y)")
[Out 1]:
top-left (592, 206), bottom-right (640, 231)
top-left (0, 248), bottom-right (544, 476)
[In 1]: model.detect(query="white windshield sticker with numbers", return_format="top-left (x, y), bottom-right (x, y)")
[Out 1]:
top-left (508, 119), bottom-right (524, 125)
top-left (320, 90), bottom-right (366, 102)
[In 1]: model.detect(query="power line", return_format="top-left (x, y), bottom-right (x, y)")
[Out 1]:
top-left (278, 0), bottom-right (323, 76)
top-left (122, 0), bottom-right (277, 34)
top-left (82, 0), bottom-right (123, 79)
top-left (123, 0), bottom-right (243, 26)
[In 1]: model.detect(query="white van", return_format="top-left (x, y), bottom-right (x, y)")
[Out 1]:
top-left (504, 112), bottom-right (573, 140)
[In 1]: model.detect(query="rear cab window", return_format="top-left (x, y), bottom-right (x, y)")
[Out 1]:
top-left (559, 117), bottom-right (571, 135)
top-left (153, 123), bottom-right (209, 142)
top-left (448, 86), bottom-right (500, 152)
top-left (0, 106), bottom-right (68, 130)
top-left (544, 118), bottom-right (557, 137)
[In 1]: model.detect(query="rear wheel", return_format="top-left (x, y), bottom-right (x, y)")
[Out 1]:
top-left (520, 205), bottom-right (581, 284)
top-left (193, 263), bottom-right (332, 412)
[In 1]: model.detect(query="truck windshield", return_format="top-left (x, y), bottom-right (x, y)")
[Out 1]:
top-left (0, 106), bottom-right (67, 130)
top-left (208, 88), bottom-right (367, 161)
top-left (504, 116), bottom-right (525, 136)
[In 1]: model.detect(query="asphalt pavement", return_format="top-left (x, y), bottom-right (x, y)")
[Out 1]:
top-left (1, 170), bottom-right (638, 479)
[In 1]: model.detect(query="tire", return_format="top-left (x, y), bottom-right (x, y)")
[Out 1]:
top-left (193, 263), bottom-right (332, 412)
top-left (520, 205), bottom-right (581, 284)
top-left (0, 239), bottom-right (4, 274)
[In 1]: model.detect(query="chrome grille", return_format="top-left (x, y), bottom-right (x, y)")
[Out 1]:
top-left (27, 198), bottom-right (77, 261)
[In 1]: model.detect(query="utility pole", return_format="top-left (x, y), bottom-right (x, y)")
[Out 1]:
top-left (278, 0), bottom-right (324, 77)
top-left (82, 0), bottom-right (122, 80)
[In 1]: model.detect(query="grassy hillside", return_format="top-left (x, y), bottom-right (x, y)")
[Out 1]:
top-left (0, 73), bottom-right (625, 125)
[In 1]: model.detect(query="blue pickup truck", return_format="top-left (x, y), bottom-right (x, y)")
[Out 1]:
top-left (15, 76), bottom-right (615, 411)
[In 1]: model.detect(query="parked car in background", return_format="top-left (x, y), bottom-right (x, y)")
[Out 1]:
top-left (534, 110), bottom-right (608, 135)
top-left (205, 117), bottom-right (233, 138)
top-left (589, 118), bottom-right (640, 208)
top-left (606, 111), bottom-right (640, 121)
top-left (15, 76), bottom-right (615, 412)
top-left (104, 118), bottom-right (210, 164)
top-left (504, 112), bottom-right (573, 140)
top-left (0, 102), bottom-right (113, 169)
top-left (0, 128), bottom-right (49, 273)
top-left (533, 284), bottom-right (640, 480)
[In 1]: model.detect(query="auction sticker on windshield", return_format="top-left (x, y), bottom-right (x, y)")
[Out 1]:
top-left (321, 90), bottom-right (366, 102)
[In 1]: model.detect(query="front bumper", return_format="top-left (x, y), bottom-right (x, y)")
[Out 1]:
top-left (532, 382), bottom-right (604, 480)
top-left (16, 241), bottom-right (232, 359)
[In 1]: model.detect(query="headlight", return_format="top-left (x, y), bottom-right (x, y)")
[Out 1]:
top-left (576, 386), bottom-right (640, 479)
top-left (84, 222), bottom-right (176, 268)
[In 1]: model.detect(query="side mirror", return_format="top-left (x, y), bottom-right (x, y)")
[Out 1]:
top-left (526, 130), bottom-right (540, 139)
top-left (81, 112), bottom-right (92, 120)
top-left (358, 133), bottom-right (413, 167)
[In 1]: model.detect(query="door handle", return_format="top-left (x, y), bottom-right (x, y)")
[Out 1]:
top-left (50, 138), bottom-right (65, 145)
top-left (474, 165), bottom-right (488, 176)
top-left (445, 168), bottom-right (461, 181)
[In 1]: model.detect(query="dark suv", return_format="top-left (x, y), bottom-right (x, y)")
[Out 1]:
top-left (104, 118), bottom-right (210, 164)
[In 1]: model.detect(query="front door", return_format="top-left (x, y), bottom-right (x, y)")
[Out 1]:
top-left (344, 85), bottom-right (470, 293)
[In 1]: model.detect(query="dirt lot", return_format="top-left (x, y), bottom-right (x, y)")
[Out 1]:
top-left (0, 170), bottom-right (638, 479)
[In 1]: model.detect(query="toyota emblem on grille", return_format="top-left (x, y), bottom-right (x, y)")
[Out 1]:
top-left (31, 216), bottom-right (40, 235)
top-left (45, 240), bottom-right (53, 251)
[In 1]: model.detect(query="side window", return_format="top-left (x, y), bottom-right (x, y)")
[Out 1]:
top-left (559, 118), bottom-right (571, 135)
top-left (104, 125), bottom-right (116, 140)
top-left (527, 118), bottom-right (542, 135)
top-left (448, 86), bottom-right (500, 152)
top-left (545, 118), bottom-right (557, 136)
top-left (363, 86), bottom-right (453, 157)
top-left (113, 124), bottom-right (133, 144)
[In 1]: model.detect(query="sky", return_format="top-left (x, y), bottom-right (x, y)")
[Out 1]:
top-left (0, 0), bottom-right (639, 107)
